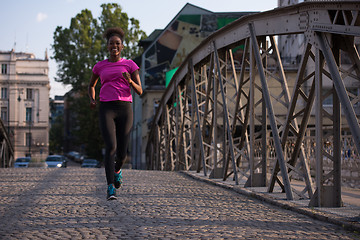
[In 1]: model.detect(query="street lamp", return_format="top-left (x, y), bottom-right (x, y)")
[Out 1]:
top-left (5, 88), bottom-right (23, 162)
top-left (7, 88), bottom-right (22, 137)
top-left (28, 120), bottom-right (31, 157)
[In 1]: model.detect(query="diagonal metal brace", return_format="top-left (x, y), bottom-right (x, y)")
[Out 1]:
top-left (248, 22), bottom-right (294, 200)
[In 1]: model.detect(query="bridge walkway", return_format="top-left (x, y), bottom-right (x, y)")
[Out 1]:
top-left (0, 167), bottom-right (358, 239)
top-left (184, 171), bottom-right (360, 232)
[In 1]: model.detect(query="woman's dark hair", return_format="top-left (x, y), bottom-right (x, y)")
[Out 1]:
top-left (103, 27), bottom-right (125, 43)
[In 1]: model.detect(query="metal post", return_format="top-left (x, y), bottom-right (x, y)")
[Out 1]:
top-left (261, 37), bottom-right (267, 187)
top-left (332, 44), bottom-right (342, 207)
top-left (249, 39), bottom-right (255, 186)
top-left (213, 54), bottom-right (218, 173)
top-left (315, 48), bottom-right (324, 207)
top-left (28, 121), bottom-right (31, 157)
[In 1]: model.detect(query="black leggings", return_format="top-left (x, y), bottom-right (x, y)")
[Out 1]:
top-left (99, 101), bottom-right (133, 185)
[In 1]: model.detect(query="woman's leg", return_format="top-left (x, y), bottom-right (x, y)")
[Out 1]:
top-left (99, 102), bottom-right (117, 185)
top-left (114, 102), bottom-right (133, 172)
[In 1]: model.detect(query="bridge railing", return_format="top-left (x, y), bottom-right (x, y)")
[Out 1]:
top-left (251, 134), bottom-right (360, 184)
top-left (0, 118), bottom-right (14, 168)
top-left (146, 1), bottom-right (360, 207)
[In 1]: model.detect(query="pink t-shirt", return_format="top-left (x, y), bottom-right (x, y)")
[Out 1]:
top-left (92, 58), bottom-right (139, 102)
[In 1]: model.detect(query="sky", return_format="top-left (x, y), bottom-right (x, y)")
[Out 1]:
top-left (0, 0), bottom-right (277, 98)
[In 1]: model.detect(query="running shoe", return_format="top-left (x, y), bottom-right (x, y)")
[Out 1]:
top-left (107, 184), bottom-right (117, 200)
top-left (114, 169), bottom-right (123, 189)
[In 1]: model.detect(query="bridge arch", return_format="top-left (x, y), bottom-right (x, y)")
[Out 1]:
top-left (146, 1), bottom-right (360, 207)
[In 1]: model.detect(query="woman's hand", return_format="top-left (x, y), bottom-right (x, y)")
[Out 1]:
top-left (122, 72), bottom-right (132, 85)
top-left (122, 70), bottom-right (142, 95)
top-left (90, 99), bottom-right (97, 109)
top-left (88, 72), bottom-right (99, 109)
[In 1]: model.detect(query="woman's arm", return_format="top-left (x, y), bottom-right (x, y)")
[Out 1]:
top-left (88, 73), bottom-right (99, 108)
top-left (122, 69), bottom-right (143, 95)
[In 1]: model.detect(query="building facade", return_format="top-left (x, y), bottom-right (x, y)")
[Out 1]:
top-left (0, 49), bottom-right (50, 161)
top-left (50, 95), bottom-right (64, 126)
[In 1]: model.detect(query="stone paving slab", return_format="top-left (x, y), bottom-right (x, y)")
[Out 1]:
top-left (0, 168), bottom-right (359, 239)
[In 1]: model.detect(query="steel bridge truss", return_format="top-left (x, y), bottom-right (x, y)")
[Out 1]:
top-left (146, 1), bottom-right (360, 207)
top-left (0, 118), bottom-right (14, 168)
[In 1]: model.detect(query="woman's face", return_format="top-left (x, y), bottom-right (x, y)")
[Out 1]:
top-left (107, 35), bottom-right (123, 57)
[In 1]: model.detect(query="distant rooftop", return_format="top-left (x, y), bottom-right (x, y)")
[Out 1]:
top-left (0, 49), bottom-right (48, 61)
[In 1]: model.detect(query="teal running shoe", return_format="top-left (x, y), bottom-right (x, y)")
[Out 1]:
top-left (107, 184), bottom-right (117, 200)
top-left (114, 169), bottom-right (123, 189)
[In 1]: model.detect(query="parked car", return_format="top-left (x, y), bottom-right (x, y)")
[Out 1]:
top-left (66, 151), bottom-right (85, 163)
top-left (45, 155), bottom-right (67, 168)
top-left (14, 157), bottom-right (31, 168)
top-left (66, 151), bottom-right (80, 161)
top-left (81, 159), bottom-right (101, 168)
top-left (76, 154), bottom-right (86, 164)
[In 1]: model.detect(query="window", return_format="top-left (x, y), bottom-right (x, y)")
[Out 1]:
top-left (26, 88), bottom-right (33, 100)
top-left (1, 64), bottom-right (7, 74)
top-left (1, 88), bottom-right (7, 99)
top-left (1, 107), bottom-right (7, 121)
top-left (26, 108), bottom-right (32, 122)
top-left (322, 88), bottom-right (360, 107)
top-left (26, 132), bottom-right (32, 147)
top-left (154, 99), bottom-right (160, 114)
top-left (323, 94), bottom-right (333, 106)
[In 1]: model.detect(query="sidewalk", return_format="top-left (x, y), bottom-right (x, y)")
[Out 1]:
top-left (183, 171), bottom-right (360, 232)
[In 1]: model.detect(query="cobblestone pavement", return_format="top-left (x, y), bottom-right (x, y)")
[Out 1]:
top-left (0, 168), bottom-right (359, 239)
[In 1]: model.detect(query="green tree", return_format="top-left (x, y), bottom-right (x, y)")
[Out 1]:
top-left (52, 9), bottom-right (102, 92)
top-left (51, 3), bottom-right (146, 160)
top-left (98, 3), bottom-right (146, 58)
top-left (49, 114), bottom-right (64, 154)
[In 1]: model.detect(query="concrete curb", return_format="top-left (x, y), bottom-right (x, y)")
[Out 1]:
top-left (180, 171), bottom-right (360, 233)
